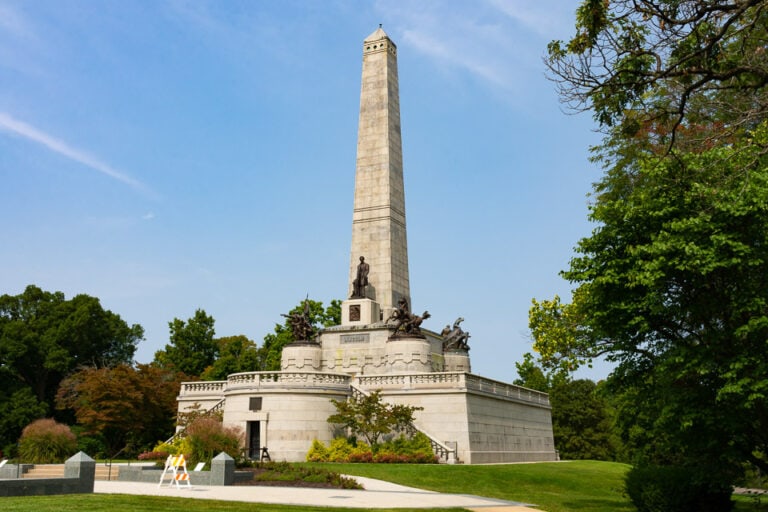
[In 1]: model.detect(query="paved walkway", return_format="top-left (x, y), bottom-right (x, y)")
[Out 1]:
top-left (94, 476), bottom-right (540, 510)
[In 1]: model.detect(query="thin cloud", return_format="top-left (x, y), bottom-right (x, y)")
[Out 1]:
top-left (377, 0), bottom-right (575, 97)
top-left (0, 112), bottom-right (154, 197)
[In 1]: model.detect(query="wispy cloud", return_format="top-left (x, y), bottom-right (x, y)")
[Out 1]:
top-left (0, 112), bottom-right (155, 197)
top-left (376, 0), bottom-right (574, 97)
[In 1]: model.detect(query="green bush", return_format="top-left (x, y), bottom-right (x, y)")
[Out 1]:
top-left (306, 439), bottom-right (330, 462)
top-left (18, 418), bottom-right (78, 463)
top-left (306, 434), bottom-right (436, 463)
top-left (625, 465), bottom-right (733, 512)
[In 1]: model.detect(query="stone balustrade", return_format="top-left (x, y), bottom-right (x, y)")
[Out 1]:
top-left (356, 372), bottom-right (550, 407)
top-left (178, 380), bottom-right (226, 396)
top-left (179, 371), bottom-right (549, 408)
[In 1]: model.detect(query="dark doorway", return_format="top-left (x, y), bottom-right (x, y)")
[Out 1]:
top-left (248, 421), bottom-right (261, 460)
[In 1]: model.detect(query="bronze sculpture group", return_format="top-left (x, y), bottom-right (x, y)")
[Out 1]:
top-left (282, 298), bottom-right (316, 343)
top-left (387, 297), bottom-right (431, 337)
top-left (441, 317), bottom-right (471, 351)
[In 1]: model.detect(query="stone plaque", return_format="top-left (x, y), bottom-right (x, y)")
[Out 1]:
top-left (341, 333), bottom-right (370, 344)
top-left (349, 304), bottom-right (361, 321)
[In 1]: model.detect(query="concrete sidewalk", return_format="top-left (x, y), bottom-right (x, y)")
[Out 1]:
top-left (94, 476), bottom-right (540, 510)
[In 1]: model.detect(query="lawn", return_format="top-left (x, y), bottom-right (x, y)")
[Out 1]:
top-left (308, 461), bottom-right (768, 512)
top-left (0, 494), bottom-right (449, 512)
top-left (310, 460), bottom-right (633, 512)
top-left (2, 460), bottom-right (767, 512)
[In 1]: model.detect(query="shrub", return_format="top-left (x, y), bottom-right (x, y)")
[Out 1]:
top-left (306, 434), bottom-right (436, 463)
top-left (306, 439), bottom-right (329, 462)
top-left (252, 461), bottom-right (363, 489)
top-left (625, 465), bottom-right (733, 512)
top-left (18, 418), bottom-right (78, 463)
top-left (184, 417), bottom-right (243, 467)
top-left (138, 450), bottom-right (169, 461)
top-left (326, 436), bottom-right (355, 461)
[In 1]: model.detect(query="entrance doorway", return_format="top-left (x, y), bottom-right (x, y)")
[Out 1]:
top-left (248, 421), bottom-right (260, 460)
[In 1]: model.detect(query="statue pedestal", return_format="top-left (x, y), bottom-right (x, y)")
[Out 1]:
top-left (341, 298), bottom-right (381, 326)
top-left (385, 336), bottom-right (432, 373)
top-left (444, 349), bottom-right (471, 372)
top-left (281, 342), bottom-right (321, 371)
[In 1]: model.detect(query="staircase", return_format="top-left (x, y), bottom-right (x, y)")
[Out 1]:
top-left (22, 464), bottom-right (64, 478)
top-left (21, 463), bottom-right (120, 480)
top-left (349, 383), bottom-right (458, 463)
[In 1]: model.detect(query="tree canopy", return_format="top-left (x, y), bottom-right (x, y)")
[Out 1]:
top-left (154, 309), bottom-right (217, 377)
top-left (201, 335), bottom-right (261, 381)
top-left (0, 285), bottom-right (142, 454)
top-left (536, 0), bottom-right (768, 487)
top-left (56, 363), bottom-right (181, 455)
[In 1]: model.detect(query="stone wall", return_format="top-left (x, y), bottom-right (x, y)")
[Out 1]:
top-left (0, 452), bottom-right (95, 497)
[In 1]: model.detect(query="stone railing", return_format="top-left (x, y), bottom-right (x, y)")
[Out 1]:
top-left (178, 380), bottom-right (227, 397)
top-left (355, 372), bottom-right (550, 407)
top-left (179, 372), bottom-right (353, 397)
top-left (464, 374), bottom-right (550, 406)
top-left (226, 371), bottom-right (351, 391)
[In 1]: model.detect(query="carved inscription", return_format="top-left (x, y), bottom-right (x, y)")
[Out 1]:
top-left (341, 333), bottom-right (370, 344)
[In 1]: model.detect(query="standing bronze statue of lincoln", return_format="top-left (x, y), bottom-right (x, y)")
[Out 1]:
top-left (351, 256), bottom-right (369, 298)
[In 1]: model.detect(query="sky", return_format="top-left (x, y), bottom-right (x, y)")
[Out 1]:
top-left (0, 0), bottom-right (610, 383)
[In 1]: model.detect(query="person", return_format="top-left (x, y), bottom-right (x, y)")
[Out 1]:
top-left (352, 256), bottom-right (370, 298)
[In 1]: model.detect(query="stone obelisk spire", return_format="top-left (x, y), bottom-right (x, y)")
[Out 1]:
top-left (348, 26), bottom-right (410, 317)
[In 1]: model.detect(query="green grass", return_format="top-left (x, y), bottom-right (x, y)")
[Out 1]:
top-left (3, 460), bottom-right (767, 511)
top-left (308, 460), bottom-right (633, 512)
top-left (0, 494), bottom-right (457, 512)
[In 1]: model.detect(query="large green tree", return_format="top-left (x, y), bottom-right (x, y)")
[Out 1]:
top-left (0, 285), bottom-right (142, 453)
top-left (201, 335), bottom-right (261, 381)
top-left (259, 299), bottom-right (341, 371)
top-left (538, 0), bottom-right (768, 491)
top-left (515, 354), bottom-right (618, 461)
top-left (154, 309), bottom-right (217, 377)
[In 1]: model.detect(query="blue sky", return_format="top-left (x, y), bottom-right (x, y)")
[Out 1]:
top-left (0, 0), bottom-right (609, 382)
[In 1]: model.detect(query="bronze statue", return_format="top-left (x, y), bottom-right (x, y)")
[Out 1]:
top-left (387, 298), bottom-right (430, 336)
top-left (351, 256), bottom-right (370, 298)
top-left (281, 299), bottom-right (315, 342)
top-left (442, 317), bottom-right (471, 351)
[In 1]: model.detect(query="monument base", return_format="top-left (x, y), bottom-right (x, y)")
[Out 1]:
top-left (281, 342), bottom-right (321, 371)
top-left (341, 298), bottom-right (381, 326)
top-left (444, 349), bottom-right (471, 372)
top-left (385, 335), bottom-right (432, 373)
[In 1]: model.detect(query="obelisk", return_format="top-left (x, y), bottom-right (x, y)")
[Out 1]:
top-left (348, 26), bottom-right (410, 318)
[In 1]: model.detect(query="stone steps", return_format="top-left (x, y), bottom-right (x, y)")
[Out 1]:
top-left (22, 463), bottom-right (121, 480)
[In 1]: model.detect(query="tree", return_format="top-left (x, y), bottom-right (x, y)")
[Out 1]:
top-left (513, 352), bottom-right (569, 392)
top-left (56, 363), bottom-right (182, 455)
top-left (549, 380), bottom-right (618, 461)
top-left (328, 390), bottom-right (422, 451)
top-left (201, 335), bottom-right (260, 381)
top-left (259, 299), bottom-right (341, 371)
top-left (0, 285), bottom-right (142, 452)
top-left (515, 353), bottom-right (618, 461)
top-left (547, 0), bottom-right (768, 153)
top-left (538, 0), bottom-right (768, 494)
top-left (154, 309), bottom-right (217, 377)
